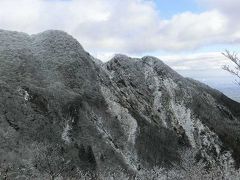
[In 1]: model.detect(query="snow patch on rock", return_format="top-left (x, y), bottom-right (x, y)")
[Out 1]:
top-left (17, 87), bottom-right (30, 101)
top-left (61, 121), bottom-right (72, 144)
top-left (101, 86), bottom-right (138, 145)
top-left (159, 77), bottom-right (234, 168)
top-left (144, 63), bottom-right (167, 127)
top-left (194, 118), bottom-right (234, 167)
top-left (163, 78), bottom-right (177, 97)
top-left (162, 77), bottom-right (196, 147)
top-left (170, 101), bottom-right (234, 167)
top-left (100, 85), bottom-right (139, 171)
top-left (171, 100), bottom-right (196, 148)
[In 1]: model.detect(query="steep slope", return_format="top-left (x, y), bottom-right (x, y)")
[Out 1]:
top-left (102, 55), bottom-right (240, 168)
top-left (0, 30), bottom-right (239, 179)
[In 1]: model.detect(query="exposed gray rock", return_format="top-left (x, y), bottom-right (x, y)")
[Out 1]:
top-left (0, 29), bottom-right (240, 179)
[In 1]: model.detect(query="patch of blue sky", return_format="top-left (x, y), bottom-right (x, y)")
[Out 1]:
top-left (153, 0), bottom-right (203, 19)
top-left (197, 44), bottom-right (240, 54)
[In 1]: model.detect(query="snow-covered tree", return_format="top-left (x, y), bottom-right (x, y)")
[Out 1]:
top-left (222, 50), bottom-right (240, 85)
top-left (178, 148), bottom-right (207, 180)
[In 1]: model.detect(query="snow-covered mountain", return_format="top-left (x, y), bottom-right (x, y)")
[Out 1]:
top-left (0, 30), bottom-right (240, 179)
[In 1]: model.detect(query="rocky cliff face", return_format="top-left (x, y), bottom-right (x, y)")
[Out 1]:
top-left (0, 30), bottom-right (240, 179)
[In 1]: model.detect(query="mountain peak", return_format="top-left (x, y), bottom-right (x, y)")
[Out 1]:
top-left (31, 29), bottom-right (85, 56)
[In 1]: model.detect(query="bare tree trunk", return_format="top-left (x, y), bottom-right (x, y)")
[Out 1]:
top-left (50, 175), bottom-right (55, 180)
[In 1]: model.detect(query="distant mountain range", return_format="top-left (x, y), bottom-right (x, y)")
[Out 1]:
top-left (215, 86), bottom-right (240, 102)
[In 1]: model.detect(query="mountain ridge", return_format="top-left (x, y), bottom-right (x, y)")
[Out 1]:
top-left (0, 29), bottom-right (240, 179)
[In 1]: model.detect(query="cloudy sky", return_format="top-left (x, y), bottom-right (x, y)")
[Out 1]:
top-left (0, 0), bottom-right (239, 97)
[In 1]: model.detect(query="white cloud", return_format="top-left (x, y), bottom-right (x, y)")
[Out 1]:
top-left (159, 52), bottom-right (229, 71)
top-left (156, 10), bottom-right (228, 51)
top-left (95, 52), bottom-right (115, 62)
top-left (0, 0), bottom-right (111, 33)
top-left (159, 52), bottom-right (237, 88)
top-left (0, 0), bottom-right (239, 58)
top-left (198, 0), bottom-right (240, 43)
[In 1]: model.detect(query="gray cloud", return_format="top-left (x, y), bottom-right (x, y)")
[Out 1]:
top-left (200, 0), bottom-right (240, 17)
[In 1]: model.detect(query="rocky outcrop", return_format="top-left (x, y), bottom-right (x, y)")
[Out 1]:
top-left (0, 30), bottom-right (239, 179)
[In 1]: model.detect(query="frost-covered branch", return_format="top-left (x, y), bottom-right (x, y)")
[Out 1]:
top-left (222, 50), bottom-right (240, 85)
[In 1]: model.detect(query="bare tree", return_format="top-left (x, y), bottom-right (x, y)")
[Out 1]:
top-left (33, 143), bottom-right (71, 180)
top-left (222, 50), bottom-right (240, 85)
